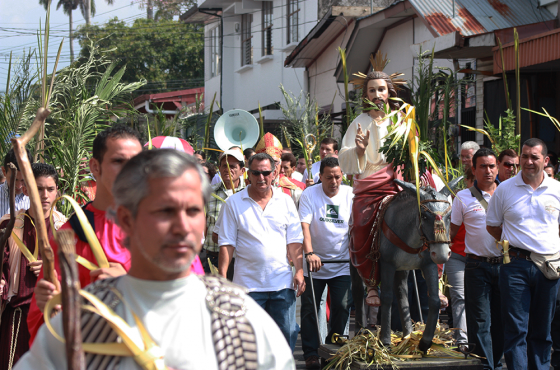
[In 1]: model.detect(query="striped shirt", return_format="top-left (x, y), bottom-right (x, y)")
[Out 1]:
top-left (204, 182), bottom-right (244, 253)
top-left (0, 182), bottom-right (30, 216)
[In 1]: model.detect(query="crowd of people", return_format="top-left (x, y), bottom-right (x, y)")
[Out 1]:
top-left (0, 78), bottom-right (558, 370)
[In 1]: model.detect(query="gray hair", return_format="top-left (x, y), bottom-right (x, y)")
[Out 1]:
top-left (248, 152), bottom-right (275, 170)
top-left (461, 141), bottom-right (480, 151)
top-left (112, 149), bottom-right (211, 218)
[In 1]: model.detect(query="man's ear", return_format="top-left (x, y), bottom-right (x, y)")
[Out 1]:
top-left (89, 157), bottom-right (100, 179)
top-left (116, 205), bottom-right (133, 236)
top-left (545, 156), bottom-right (550, 167)
top-left (334, 150), bottom-right (339, 155)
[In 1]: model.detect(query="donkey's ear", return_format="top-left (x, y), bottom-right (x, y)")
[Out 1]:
top-left (439, 176), bottom-right (463, 198)
top-left (395, 179), bottom-right (427, 198)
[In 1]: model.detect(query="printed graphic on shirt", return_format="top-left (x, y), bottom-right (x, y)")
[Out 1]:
top-left (321, 205), bottom-right (344, 223)
top-left (545, 201), bottom-right (560, 215)
top-left (326, 205), bottom-right (339, 218)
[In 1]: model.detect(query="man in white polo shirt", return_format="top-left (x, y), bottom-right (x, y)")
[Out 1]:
top-left (303, 137), bottom-right (338, 186)
top-left (299, 157), bottom-right (354, 369)
top-left (450, 148), bottom-right (503, 370)
top-left (487, 138), bottom-right (560, 370)
top-left (218, 152), bottom-right (305, 352)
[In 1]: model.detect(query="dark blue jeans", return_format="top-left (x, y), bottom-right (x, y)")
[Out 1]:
top-left (465, 257), bottom-right (503, 370)
top-left (301, 275), bottom-right (351, 359)
top-left (249, 288), bottom-right (296, 351)
top-left (500, 256), bottom-right (560, 370)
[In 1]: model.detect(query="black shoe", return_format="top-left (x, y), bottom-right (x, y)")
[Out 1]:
top-left (305, 355), bottom-right (321, 369)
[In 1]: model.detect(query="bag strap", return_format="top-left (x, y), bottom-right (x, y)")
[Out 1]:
top-left (469, 186), bottom-right (488, 211)
top-left (68, 201), bottom-right (96, 243)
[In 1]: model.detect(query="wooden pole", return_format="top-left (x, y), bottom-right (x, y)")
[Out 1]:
top-left (0, 164), bottom-right (18, 280)
top-left (11, 107), bottom-right (59, 290)
top-left (56, 229), bottom-right (85, 370)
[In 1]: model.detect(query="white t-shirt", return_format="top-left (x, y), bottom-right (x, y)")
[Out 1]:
top-left (291, 171), bottom-right (303, 182)
top-left (211, 173), bottom-right (221, 185)
top-left (302, 161), bottom-right (322, 183)
top-left (451, 187), bottom-right (500, 257)
top-left (15, 274), bottom-right (295, 370)
top-left (487, 171), bottom-right (560, 254)
top-left (219, 186), bottom-right (304, 292)
top-left (299, 184), bottom-right (354, 278)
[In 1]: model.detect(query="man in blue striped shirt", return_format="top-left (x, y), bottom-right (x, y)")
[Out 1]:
top-left (0, 148), bottom-right (32, 216)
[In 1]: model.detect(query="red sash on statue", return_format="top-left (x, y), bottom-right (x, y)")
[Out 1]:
top-left (349, 165), bottom-right (400, 288)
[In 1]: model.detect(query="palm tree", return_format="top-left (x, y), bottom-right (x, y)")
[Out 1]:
top-left (39, 0), bottom-right (114, 62)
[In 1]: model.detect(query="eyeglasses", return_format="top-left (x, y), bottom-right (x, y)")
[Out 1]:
top-left (250, 170), bottom-right (273, 177)
top-left (502, 162), bottom-right (516, 168)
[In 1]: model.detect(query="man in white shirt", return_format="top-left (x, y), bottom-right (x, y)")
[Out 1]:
top-left (0, 148), bottom-right (31, 216)
top-left (15, 149), bottom-right (294, 370)
top-left (299, 157), bottom-right (354, 369)
top-left (487, 138), bottom-right (560, 370)
top-left (450, 148), bottom-right (503, 370)
top-left (303, 138), bottom-right (338, 185)
top-left (218, 152), bottom-right (305, 352)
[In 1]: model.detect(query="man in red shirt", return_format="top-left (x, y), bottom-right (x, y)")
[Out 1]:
top-left (26, 124), bottom-right (143, 344)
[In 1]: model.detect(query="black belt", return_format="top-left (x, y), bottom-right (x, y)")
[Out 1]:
top-left (205, 250), bottom-right (220, 258)
top-left (466, 253), bottom-right (503, 264)
top-left (508, 246), bottom-right (532, 261)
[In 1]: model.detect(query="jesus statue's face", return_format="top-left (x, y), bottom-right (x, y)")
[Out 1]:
top-left (366, 79), bottom-right (389, 110)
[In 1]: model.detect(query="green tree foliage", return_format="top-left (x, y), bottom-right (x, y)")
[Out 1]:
top-left (75, 17), bottom-right (204, 95)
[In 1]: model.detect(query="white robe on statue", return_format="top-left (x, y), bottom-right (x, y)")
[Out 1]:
top-left (15, 274), bottom-right (295, 370)
top-left (338, 113), bottom-right (391, 180)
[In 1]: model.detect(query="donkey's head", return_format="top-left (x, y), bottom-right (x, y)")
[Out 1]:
top-left (395, 177), bottom-right (462, 264)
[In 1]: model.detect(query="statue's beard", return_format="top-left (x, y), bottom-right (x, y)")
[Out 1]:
top-left (372, 99), bottom-right (386, 111)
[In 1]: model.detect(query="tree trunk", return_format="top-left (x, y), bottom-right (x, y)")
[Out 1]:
top-left (147, 0), bottom-right (153, 20)
top-left (85, 0), bottom-right (91, 25)
top-left (69, 9), bottom-right (74, 62)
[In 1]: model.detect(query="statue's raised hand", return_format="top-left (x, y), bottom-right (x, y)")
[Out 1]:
top-left (355, 123), bottom-right (370, 157)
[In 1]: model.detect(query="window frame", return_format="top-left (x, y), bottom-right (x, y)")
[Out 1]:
top-left (241, 14), bottom-right (253, 66)
top-left (287, 0), bottom-right (300, 45)
top-left (261, 2), bottom-right (273, 56)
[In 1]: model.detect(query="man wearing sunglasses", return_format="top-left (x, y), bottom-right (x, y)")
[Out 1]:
top-left (497, 149), bottom-right (519, 183)
top-left (218, 152), bottom-right (305, 352)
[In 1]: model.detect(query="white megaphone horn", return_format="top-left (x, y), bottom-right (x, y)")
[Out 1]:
top-left (214, 109), bottom-right (260, 151)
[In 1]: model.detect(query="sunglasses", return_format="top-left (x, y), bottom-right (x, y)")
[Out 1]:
top-left (502, 162), bottom-right (516, 168)
top-left (250, 170), bottom-right (273, 177)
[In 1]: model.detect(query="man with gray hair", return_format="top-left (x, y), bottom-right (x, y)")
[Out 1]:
top-left (15, 149), bottom-right (295, 370)
top-left (461, 141), bottom-right (480, 171)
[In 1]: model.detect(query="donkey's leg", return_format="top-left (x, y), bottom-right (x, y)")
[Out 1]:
top-left (380, 263), bottom-right (396, 346)
top-left (418, 263), bottom-right (439, 352)
top-left (395, 270), bottom-right (412, 338)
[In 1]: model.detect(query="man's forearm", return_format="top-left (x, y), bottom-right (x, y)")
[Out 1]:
top-left (288, 242), bottom-right (303, 272)
top-left (301, 223), bottom-right (313, 254)
top-left (449, 222), bottom-right (461, 241)
top-left (218, 245), bottom-right (233, 278)
top-left (486, 225), bottom-right (503, 241)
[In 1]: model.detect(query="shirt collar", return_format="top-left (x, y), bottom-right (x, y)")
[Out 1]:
top-left (514, 170), bottom-right (550, 188)
top-left (472, 179), bottom-right (500, 197)
top-left (241, 185), bottom-right (280, 200)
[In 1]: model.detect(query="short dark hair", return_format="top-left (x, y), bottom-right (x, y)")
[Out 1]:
top-left (243, 148), bottom-right (255, 159)
top-left (32, 163), bottom-right (59, 187)
top-left (523, 138), bottom-right (547, 156)
top-left (472, 148), bottom-right (497, 168)
top-left (194, 150), bottom-right (206, 160)
top-left (320, 137), bottom-right (338, 152)
top-left (320, 156), bottom-right (340, 174)
top-left (202, 162), bottom-right (216, 180)
top-left (498, 149), bottom-right (518, 162)
top-left (92, 124), bottom-right (142, 163)
top-left (4, 147), bottom-right (32, 171)
top-left (248, 152), bottom-right (275, 170)
top-left (281, 153), bottom-right (296, 167)
top-left (545, 164), bottom-right (555, 170)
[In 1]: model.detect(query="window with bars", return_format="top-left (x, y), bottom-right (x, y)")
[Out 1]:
top-left (262, 2), bottom-right (273, 56)
top-left (241, 14), bottom-right (253, 66)
top-left (287, 0), bottom-right (299, 45)
top-left (209, 25), bottom-right (221, 78)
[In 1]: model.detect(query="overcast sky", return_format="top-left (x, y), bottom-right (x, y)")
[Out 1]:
top-left (0, 0), bottom-right (148, 92)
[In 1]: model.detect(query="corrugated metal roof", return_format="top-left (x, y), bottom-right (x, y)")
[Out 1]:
top-left (493, 27), bottom-right (560, 73)
top-left (409, 0), bottom-right (555, 37)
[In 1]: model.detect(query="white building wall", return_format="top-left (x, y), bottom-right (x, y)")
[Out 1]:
top-left (307, 19), bottom-right (356, 114)
top-left (203, 0), bottom-right (317, 114)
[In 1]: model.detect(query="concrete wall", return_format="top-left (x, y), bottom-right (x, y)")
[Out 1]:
top-left (203, 0), bottom-right (317, 113)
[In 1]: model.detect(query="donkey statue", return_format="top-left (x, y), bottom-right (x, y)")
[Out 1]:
top-left (377, 177), bottom-right (462, 352)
